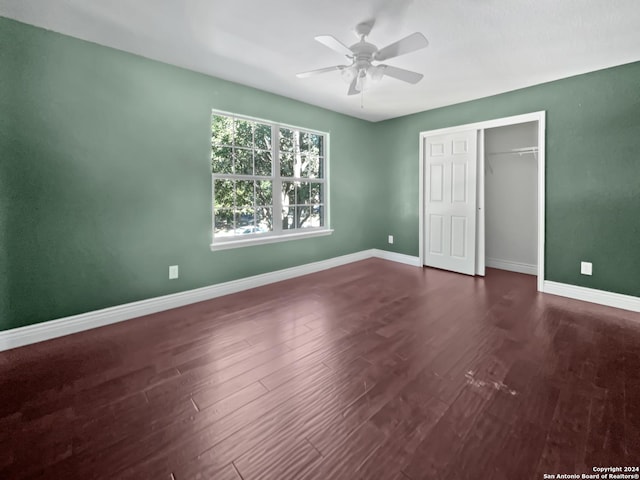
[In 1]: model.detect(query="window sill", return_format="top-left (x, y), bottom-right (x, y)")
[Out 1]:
top-left (210, 229), bottom-right (334, 251)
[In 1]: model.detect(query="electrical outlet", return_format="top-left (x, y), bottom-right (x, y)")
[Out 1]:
top-left (580, 262), bottom-right (592, 276)
top-left (388, 235), bottom-right (394, 244)
top-left (169, 265), bottom-right (179, 279)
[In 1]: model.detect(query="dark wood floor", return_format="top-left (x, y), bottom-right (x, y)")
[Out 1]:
top-left (2, 259), bottom-right (640, 480)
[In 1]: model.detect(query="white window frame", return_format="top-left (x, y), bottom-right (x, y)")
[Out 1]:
top-left (210, 109), bottom-right (332, 251)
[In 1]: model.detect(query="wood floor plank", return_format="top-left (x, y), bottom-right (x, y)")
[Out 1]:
top-left (357, 396), bottom-right (448, 479)
top-left (495, 420), bottom-right (549, 480)
top-left (533, 386), bottom-right (593, 477)
top-left (234, 438), bottom-right (322, 480)
top-left (401, 385), bottom-right (496, 479)
top-left (72, 392), bottom-right (196, 456)
top-left (2, 260), bottom-right (639, 480)
top-left (299, 422), bottom-right (386, 480)
top-left (443, 411), bottom-right (513, 480)
top-left (369, 370), bottom-right (448, 436)
top-left (157, 357), bottom-right (374, 480)
top-left (144, 342), bottom-right (291, 404)
top-left (192, 380), bottom-right (268, 414)
top-left (121, 363), bottom-right (344, 478)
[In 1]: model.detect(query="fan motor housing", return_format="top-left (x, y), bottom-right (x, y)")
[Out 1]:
top-left (350, 41), bottom-right (377, 68)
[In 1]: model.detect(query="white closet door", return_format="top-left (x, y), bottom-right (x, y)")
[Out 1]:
top-left (423, 130), bottom-right (478, 275)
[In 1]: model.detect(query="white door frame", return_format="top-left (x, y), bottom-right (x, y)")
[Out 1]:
top-left (419, 111), bottom-right (546, 292)
top-left (476, 129), bottom-right (486, 277)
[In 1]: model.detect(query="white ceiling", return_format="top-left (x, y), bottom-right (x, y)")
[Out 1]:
top-left (2, 0), bottom-right (639, 122)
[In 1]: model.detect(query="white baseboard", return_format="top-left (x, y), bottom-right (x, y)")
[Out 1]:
top-left (0, 249), bottom-right (420, 351)
top-left (544, 281), bottom-right (640, 313)
top-left (371, 249), bottom-right (422, 267)
top-left (486, 257), bottom-right (537, 276)
top-left (5, 250), bottom-right (637, 351)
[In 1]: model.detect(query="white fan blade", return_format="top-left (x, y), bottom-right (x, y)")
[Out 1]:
top-left (296, 65), bottom-right (346, 78)
top-left (347, 76), bottom-right (360, 96)
top-left (315, 35), bottom-right (353, 57)
top-left (379, 65), bottom-right (424, 84)
top-left (374, 32), bottom-right (428, 61)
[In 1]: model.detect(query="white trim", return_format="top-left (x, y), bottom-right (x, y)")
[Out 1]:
top-left (476, 129), bottom-right (486, 276)
top-left (325, 133), bottom-right (331, 229)
top-left (544, 281), bottom-right (640, 313)
top-left (417, 112), bottom-right (547, 137)
top-left (6, 247), bottom-right (638, 351)
top-left (418, 134), bottom-right (425, 270)
top-left (211, 229), bottom-right (333, 251)
top-left (418, 111), bottom-right (546, 292)
top-left (371, 249), bottom-right (422, 267)
top-left (0, 249), bottom-right (420, 351)
top-left (486, 258), bottom-right (537, 275)
top-left (536, 114), bottom-right (546, 292)
top-left (211, 174), bottom-right (328, 182)
top-left (210, 108), bottom-right (328, 137)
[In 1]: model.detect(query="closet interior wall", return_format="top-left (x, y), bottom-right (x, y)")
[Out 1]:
top-left (484, 121), bottom-right (539, 275)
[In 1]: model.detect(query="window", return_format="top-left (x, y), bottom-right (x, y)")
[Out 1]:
top-left (211, 111), bottom-right (330, 249)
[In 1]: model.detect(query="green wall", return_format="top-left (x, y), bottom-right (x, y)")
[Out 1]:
top-left (1, 17), bottom-right (638, 332)
top-left (0, 17), bottom-right (379, 330)
top-left (372, 61), bottom-right (640, 297)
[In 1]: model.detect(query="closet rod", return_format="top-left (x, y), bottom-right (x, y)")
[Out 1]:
top-left (487, 147), bottom-right (538, 156)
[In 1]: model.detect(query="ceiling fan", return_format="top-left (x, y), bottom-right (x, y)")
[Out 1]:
top-left (297, 20), bottom-right (428, 96)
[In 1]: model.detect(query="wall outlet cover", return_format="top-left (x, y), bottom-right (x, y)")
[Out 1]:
top-left (388, 235), bottom-right (394, 244)
top-left (580, 262), bottom-right (592, 275)
top-left (169, 265), bottom-right (179, 279)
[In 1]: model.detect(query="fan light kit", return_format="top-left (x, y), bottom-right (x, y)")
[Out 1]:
top-left (297, 20), bottom-right (428, 98)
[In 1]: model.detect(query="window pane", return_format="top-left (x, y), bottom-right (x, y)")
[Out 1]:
top-left (310, 183), bottom-right (323, 204)
top-left (257, 207), bottom-right (273, 232)
top-left (234, 148), bottom-right (253, 175)
top-left (296, 182), bottom-right (310, 204)
top-left (212, 115), bottom-right (234, 145)
top-left (214, 208), bottom-right (235, 237)
top-left (212, 147), bottom-right (233, 174)
top-left (279, 128), bottom-right (294, 152)
top-left (255, 150), bottom-right (272, 176)
top-left (255, 123), bottom-right (271, 150)
top-left (307, 133), bottom-right (323, 156)
top-left (234, 119), bottom-right (253, 148)
top-left (296, 206), bottom-right (311, 228)
top-left (235, 180), bottom-right (254, 207)
top-left (280, 153), bottom-right (293, 177)
top-left (256, 180), bottom-right (272, 206)
top-left (235, 209), bottom-right (254, 232)
top-left (282, 181), bottom-right (295, 207)
top-left (308, 205), bottom-right (323, 228)
top-left (282, 207), bottom-right (295, 230)
top-left (306, 153), bottom-right (322, 178)
top-left (300, 132), bottom-right (311, 153)
top-left (292, 153), bottom-right (305, 178)
top-left (214, 179), bottom-right (234, 208)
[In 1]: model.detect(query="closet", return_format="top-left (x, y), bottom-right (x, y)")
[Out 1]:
top-left (421, 112), bottom-right (545, 290)
top-left (483, 122), bottom-right (538, 275)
